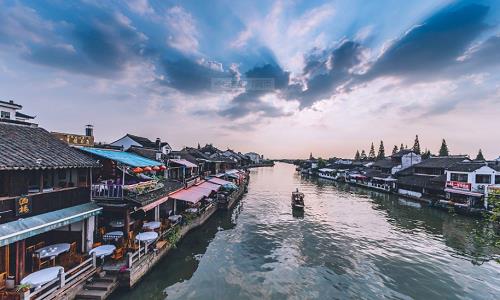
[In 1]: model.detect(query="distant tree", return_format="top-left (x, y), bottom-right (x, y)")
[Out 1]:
top-left (377, 141), bottom-right (385, 159)
top-left (438, 139), bottom-right (449, 156)
top-left (476, 149), bottom-right (485, 160)
top-left (392, 145), bottom-right (399, 155)
top-left (360, 150), bottom-right (367, 160)
top-left (400, 143), bottom-right (405, 150)
top-left (317, 158), bottom-right (326, 168)
top-left (197, 142), bottom-right (201, 149)
top-left (368, 143), bottom-right (376, 160)
top-left (309, 152), bottom-right (313, 160)
top-left (354, 150), bottom-right (360, 160)
top-left (422, 149), bottom-right (432, 159)
top-left (412, 135), bottom-right (421, 154)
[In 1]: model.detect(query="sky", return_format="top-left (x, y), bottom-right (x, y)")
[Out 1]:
top-left (0, 0), bottom-right (499, 159)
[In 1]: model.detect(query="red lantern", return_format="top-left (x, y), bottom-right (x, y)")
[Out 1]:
top-left (152, 166), bottom-right (160, 171)
top-left (133, 167), bottom-right (143, 173)
top-left (160, 165), bottom-right (167, 171)
top-left (143, 166), bottom-right (152, 172)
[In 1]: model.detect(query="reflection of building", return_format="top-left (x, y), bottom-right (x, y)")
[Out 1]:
top-left (445, 161), bottom-right (500, 209)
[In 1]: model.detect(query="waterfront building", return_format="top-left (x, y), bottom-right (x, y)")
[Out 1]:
top-left (0, 100), bottom-right (36, 125)
top-left (245, 152), bottom-right (262, 164)
top-left (110, 134), bottom-right (172, 154)
top-left (444, 161), bottom-right (500, 209)
top-left (0, 120), bottom-right (102, 296)
top-left (396, 156), bottom-right (470, 200)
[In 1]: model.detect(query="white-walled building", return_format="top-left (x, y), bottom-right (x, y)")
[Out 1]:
top-left (111, 134), bottom-right (172, 155)
top-left (245, 152), bottom-right (262, 164)
top-left (0, 100), bottom-right (35, 123)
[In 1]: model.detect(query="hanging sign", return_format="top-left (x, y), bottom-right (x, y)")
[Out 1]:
top-left (15, 195), bottom-right (32, 216)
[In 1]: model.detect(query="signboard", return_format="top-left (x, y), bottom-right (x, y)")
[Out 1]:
top-left (15, 195), bottom-right (32, 216)
top-left (446, 181), bottom-right (471, 191)
top-left (52, 132), bottom-right (94, 146)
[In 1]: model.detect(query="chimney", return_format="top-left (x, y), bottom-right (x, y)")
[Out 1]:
top-left (9, 100), bottom-right (14, 104)
top-left (85, 124), bottom-right (94, 137)
top-left (156, 138), bottom-right (161, 150)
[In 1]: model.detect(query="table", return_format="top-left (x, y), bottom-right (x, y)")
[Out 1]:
top-left (89, 245), bottom-right (116, 259)
top-left (21, 266), bottom-right (64, 287)
top-left (36, 243), bottom-right (70, 259)
top-left (109, 219), bottom-right (135, 228)
top-left (143, 221), bottom-right (161, 230)
top-left (185, 208), bottom-right (198, 214)
top-left (103, 231), bottom-right (124, 241)
top-left (168, 215), bottom-right (182, 223)
top-left (135, 232), bottom-right (158, 243)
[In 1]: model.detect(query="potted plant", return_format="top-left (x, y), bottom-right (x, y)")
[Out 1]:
top-left (15, 284), bottom-right (31, 293)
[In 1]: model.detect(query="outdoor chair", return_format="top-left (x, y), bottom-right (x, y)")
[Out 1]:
top-left (69, 242), bottom-right (77, 255)
top-left (92, 242), bottom-right (102, 248)
top-left (34, 241), bottom-right (45, 250)
top-left (33, 255), bottom-right (54, 271)
top-left (0, 272), bottom-right (6, 290)
top-left (111, 248), bottom-right (124, 261)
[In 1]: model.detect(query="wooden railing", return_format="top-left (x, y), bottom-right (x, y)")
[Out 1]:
top-left (20, 253), bottom-right (97, 300)
top-left (126, 243), bottom-right (149, 268)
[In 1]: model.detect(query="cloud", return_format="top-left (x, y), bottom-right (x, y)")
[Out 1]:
top-left (126, 0), bottom-right (154, 16)
top-left (287, 3), bottom-right (334, 37)
top-left (165, 6), bottom-right (199, 55)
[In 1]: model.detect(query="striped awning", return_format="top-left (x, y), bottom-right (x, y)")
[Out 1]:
top-left (0, 203), bottom-right (102, 247)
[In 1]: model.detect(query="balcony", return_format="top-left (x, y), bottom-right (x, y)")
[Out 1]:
top-left (0, 187), bottom-right (90, 223)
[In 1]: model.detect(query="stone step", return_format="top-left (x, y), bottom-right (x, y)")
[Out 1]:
top-left (94, 275), bottom-right (117, 283)
top-left (84, 281), bottom-right (112, 291)
top-left (75, 289), bottom-right (107, 300)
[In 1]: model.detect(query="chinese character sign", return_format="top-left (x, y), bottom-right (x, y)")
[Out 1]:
top-left (15, 195), bottom-right (32, 216)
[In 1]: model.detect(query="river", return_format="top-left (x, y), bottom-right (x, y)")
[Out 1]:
top-left (111, 162), bottom-right (500, 300)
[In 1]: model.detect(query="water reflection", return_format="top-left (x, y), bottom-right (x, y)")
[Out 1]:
top-left (114, 163), bottom-right (499, 300)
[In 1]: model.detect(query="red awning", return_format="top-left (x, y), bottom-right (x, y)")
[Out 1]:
top-left (444, 188), bottom-right (483, 197)
top-left (197, 181), bottom-right (221, 192)
top-left (208, 177), bottom-right (233, 186)
top-left (169, 184), bottom-right (215, 204)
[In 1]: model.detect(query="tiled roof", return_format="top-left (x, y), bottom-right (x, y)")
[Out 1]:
top-left (391, 149), bottom-right (414, 158)
top-left (128, 146), bottom-right (162, 161)
top-left (447, 161), bottom-right (500, 172)
top-left (414, 156), bottom-right (469, 169)
top-left (0, 123), bottom-right (99, 170)
top-left (372, 159), bottom-right (399, 169)
top-left (126, 134), bottom-right (157, 149)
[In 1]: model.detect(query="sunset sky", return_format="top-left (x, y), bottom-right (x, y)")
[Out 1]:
top-left (1, 0), bottom-right (499, 159)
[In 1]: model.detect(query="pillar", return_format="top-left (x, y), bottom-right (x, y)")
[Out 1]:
top-left (15, 240), bottom-right (25, 284)
top-left (124, 208), bottom-right (130, 237)
top-left (154, 205), bottom-right (160, 221)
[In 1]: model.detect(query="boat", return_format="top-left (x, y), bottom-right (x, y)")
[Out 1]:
top-left (291, 189), bottom-right (305, 210)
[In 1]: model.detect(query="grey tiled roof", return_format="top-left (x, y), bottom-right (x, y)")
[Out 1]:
top-left (447, 161), bottom-right (500, 172)
top-left (0, 123), bottom-right (99, 170)
top-left (414, 156), bottom-right (469, 169)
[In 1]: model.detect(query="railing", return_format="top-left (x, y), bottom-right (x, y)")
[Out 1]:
top-left (92, 180), bottom-right (165, 201)
top-left (91, 184), bottom-right (123, 199)
top-left (21, 253), bottom-right (97, 300)
top-left (126, 241), bottom-right (151, 268)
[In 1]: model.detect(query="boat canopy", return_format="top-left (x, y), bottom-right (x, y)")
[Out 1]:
top-left (0, 203), bottom-right (102, 247)
top-left (79, 147), bottom-right (163, 168)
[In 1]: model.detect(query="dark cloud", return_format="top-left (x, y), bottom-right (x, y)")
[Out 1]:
top-left (365, 2), bottom-right (490, 79)
top-left (219, 63), bottom-right (291, 119)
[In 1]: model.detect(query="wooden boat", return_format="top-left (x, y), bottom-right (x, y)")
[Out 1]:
top-left (291, 189), bottom-right (305, 210)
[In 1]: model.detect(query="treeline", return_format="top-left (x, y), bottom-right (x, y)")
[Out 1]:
top-left (353, 135), bottom-right (485, 161)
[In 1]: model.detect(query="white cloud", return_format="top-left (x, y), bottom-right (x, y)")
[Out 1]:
top-left (126, 0), bottom-right (154, 16)
top-left (165, 6), bottom-right (199, 54)
top-left (287, 4), bottom-right (335, 37)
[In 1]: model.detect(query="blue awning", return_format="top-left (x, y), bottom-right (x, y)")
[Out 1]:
top-left (79, 147), bottom-right (163, 168)
top-left (0, 203), bottom-right (102, 247)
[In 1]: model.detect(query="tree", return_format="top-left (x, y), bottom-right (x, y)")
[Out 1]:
top-left (360, 150), bottom-right (367, 160)
top-left (439, 139), bottom-right (449, 156)
top-left (400, 143), bottom-right (405, 150)
top-left (476, 149), bottom-right (485, 160)
top-left (197, 142), bottom-right (201, 149)
top-left (392, 145), bottom-right (398, 155)
top-left (354, 150), bottom-right (360, 160)
top-left (422, 149), bottom-right (432, 159)
top-left (377, 141), bottom-right (385, 159)
top-left (317, 158), bottom-right (326, 168)
top-left (412, 135), bottom-right (421, 154)
top-left (368, 143), bottom-right (376, 160)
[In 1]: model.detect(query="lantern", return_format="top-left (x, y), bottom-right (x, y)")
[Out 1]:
top-left (160, 165), bottom-right (167, 171)
top-left (143, 166), bottom-right (152, 172)
top-left (133, 167), bottom-right (143, 173)
top-left (152, 166), bottom-right (160, 171)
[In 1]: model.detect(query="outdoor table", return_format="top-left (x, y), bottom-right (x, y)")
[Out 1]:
top-left (185, 208), bottom-right (198, 214)
top-left (143, 221), bottom-right (161, 230)
top-left (135, 232), bottom-right (158, 243)
top-left (89, 245), bottom-right (116, 259)
top-left (36, 243), bottom-right (71, 259)
top-left (168, 215), bottom-right (182, 223)
top-left (109, 219), bottom-right (135, 228)
top-left (103, 231), bottom-right (124, 241)
top-left (20, 266), bottom-right (64, 287)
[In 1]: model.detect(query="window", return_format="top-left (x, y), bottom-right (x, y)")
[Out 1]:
top-left (450, 173), bottom-right (468, 182)
top-left (475, 174), bottom-right (491, 184)
top-left (496, 175), bottom-right (500, 184)
top-left (0, 111), bottom-right (10, 119)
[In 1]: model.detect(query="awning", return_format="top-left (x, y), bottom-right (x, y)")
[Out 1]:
top-left (319, 168), bottom-right (335, 172)
top-left (444, 188), bottom-right (483, 197)
top-left (208, 177), bottom-right (233, 185)
top-left (79, 147), bottom-right (163, 168)
top-left (169, 159), bottom-right (197, 168)
top-left (140, 195), bottom-right (170, 212)
top-left (169, 186), bottom-right (212, 204)
top-left (0, 203), bottom-right (102, 247)
top-left (197, 181), bottom-right (221, 192)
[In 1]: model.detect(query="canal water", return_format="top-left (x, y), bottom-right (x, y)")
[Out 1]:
top-left (112, 163), bottom-right (500, 300)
